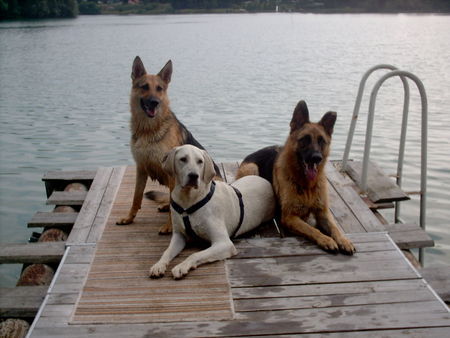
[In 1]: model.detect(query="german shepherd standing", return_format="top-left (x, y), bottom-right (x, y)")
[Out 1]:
top-left (117, 56), bottom-right (220, 233)
top-left (236, 100), bottom-right (355, 254)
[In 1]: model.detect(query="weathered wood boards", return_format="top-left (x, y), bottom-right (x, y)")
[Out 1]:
top-left (421, 266), bottom-right (450, 303)
top-left (385, 223), bottom-right (434, 249)
top-left (0, 242), bottom-right (65, 264)
top-left (29, 233), bottom-right (450, 337)
top-left (344, 160), bottom-right (410, 203)
top-left (28, 212), bottom-right (78, 228)
top-left (0, 286), bottom-right (47, 318)
top-left (26, 165), bottom-right (449, 337)
top-left (66, 167), bottom-right (125, 245)
top-left (42, 170), bottom-right (96, 198)
top-left (46, 191), bottom-right (87, 206)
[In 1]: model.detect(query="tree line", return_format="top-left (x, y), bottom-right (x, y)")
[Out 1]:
top-left (0, 0), bottom-right (78, 19)
top-left (1, 0), bottom-right (449, 19)
top-left (86, 0), bottom-right (450, 15)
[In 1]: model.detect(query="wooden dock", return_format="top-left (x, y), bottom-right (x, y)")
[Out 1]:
top-left (2, 162), bottom-right (450, 337)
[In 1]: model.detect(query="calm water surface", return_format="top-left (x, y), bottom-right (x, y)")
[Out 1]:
top-left (1, 14), bottom-right (449, 285)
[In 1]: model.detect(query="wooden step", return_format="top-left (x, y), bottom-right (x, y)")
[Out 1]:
top-left (42, 170), bottom-right (96, 181)
top-left (344, 160), bottom-right (410, 203)
top-left (420, 266), bottom-right (450, 303)
top-left (46, 191), bottom-right (87, 206)
top-left (28, 212), bottom-right (78, 228)
top-left (385, 223), bottom-right (434, 249)
top-left (0, 242), bottom-right (65, 264)
top-left (42, 169), bottom-right (96, 197)
top-left (0, 286), bottom-right (47, 318)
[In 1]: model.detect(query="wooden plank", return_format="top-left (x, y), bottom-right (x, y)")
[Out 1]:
top-left (29, 326), bottom-right (450, 338)
top-left (235, 288), bottom-right (435, 312)
top-left (221, 161), bottom-right (239, 183)
top-left (66, 167), bottom-right (113, 245)
top-left (231, 279), bottom-right (428, 299)
top-left (228, 259), bottom-right (417, 286)
top-left (385, 223), bottom-right (435, 249)
top-left (86, 166), bottom-right (126, 243)
top-left (0, 286), bottom-right (47, 318)
top-left (327, 183), bottom-right (365, 233)
top-left (326, 162), bottom-right (385, 232)
top-left (233, 234), bottom-right (396, 259)
top-left (42, 170), bottom-right (96, 198)
top-left (42, 170), bottom-right (97, 182)
top-left (28, 212), bottom-right (78, 228)
top-left (344, 160), bottom-right (410, 203)
top-left (421, 266), bottom-right (450, 303)
top-left (0, 242), bottom-right (65, 264)
top-left (46, 191), bottom-right (87, 206)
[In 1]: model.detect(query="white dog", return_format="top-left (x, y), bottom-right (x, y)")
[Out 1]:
top-left (149, 144), bottom-right (275, 279)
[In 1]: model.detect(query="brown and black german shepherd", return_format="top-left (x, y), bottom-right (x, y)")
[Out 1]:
top-left (236, 100), bottom-right (355, 254)
top-left (117, 56), bottom-right (221, 233)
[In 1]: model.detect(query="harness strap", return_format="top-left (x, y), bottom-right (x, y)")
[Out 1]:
top-left (230, 186), bottom-right (245, 238)
top-left (170, 181), bottom-right (245, 240)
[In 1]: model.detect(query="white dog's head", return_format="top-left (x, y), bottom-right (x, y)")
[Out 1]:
top-left (162, 145), bottom-right (216, 189)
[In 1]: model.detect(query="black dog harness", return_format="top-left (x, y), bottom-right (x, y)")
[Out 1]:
top-left (170, 181), bottom-right (245, 241)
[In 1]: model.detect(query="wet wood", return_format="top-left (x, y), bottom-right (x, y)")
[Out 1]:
top-left (344, 160), bottom-right (410, 203)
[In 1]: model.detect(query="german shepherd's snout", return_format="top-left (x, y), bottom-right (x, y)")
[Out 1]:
top-left (140, 97), bottom-right (160, 118)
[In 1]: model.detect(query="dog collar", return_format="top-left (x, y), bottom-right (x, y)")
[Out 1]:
top-left (170, 181), bottom-right (244, 240)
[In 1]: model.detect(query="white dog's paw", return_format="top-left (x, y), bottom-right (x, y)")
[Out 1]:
top-left (172, 261), bottom-right (194, 279)
top-left (149, 262), bottom-right (167, 278)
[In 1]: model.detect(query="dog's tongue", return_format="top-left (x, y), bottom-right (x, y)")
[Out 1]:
top-left (306, 164), bottom-right (318, 181)
top-left (145, 107), bottom-right (156, 118)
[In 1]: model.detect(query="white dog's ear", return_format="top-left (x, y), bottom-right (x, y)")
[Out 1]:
top-left (162, 147), bottom-right (178, 175)
top-left (202, 150), bottom-right (216, 183)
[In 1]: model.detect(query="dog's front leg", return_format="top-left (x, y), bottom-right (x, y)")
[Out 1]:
top-left (172, 239), bottom-right (237, 279)
top-left (315, 209), bottom-right (355, 255)
top-left (149, 231), bottom-right (186, 278)
top-left (282, 214), bottom-right (340, 253)
top-left (117, 168), bottom-right (148, 225)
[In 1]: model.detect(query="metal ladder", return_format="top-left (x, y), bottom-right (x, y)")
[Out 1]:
top-left (341, 64), bottom-right (428, 264)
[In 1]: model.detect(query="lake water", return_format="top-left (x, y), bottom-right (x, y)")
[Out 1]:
top-left (1, 14), bottom-right (449, 286)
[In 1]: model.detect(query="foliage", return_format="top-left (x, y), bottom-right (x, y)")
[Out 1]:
top-left (0, 0), bottom-right (78, 19)
top-left (78, 1), bottom-right (100, 15)
top-left (2, 0), bottom-right (449, 19)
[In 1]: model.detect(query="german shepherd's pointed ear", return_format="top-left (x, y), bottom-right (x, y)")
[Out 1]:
top-left (319, 111), bottom-right (337, 136)
top-left (158, 60), bottom-right (173, 84)
top-left (131, 56), bottom-right (146, 81)
top-left (162, 146), bottom-right (179, 176)
top-left (290, 100), bottom-right (310, 133)
top-left (202, 150), bottom-right (216, 183)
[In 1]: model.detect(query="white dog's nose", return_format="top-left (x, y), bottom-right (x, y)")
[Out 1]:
top-left (188, 173), bottom-right (199, 181)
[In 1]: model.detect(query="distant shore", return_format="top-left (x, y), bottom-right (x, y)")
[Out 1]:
top-left (1, 0), bottom-right (449, 20)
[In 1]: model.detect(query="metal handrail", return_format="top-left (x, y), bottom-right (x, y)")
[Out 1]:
top-left (362, 70), bottom-right (428, 263)
top-left (342, 66), bottom-right (428, 264)
top-left (342, 64), bottom-right (410, 171)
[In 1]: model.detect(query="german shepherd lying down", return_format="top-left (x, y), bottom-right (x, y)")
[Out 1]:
top-left (116, 56), bottom-right (221, 233)
top-left (236, 100), bottom-right (355, 255)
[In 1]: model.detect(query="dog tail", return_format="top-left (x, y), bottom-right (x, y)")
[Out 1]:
top-left (144, 190), bottom-right (170, 204)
